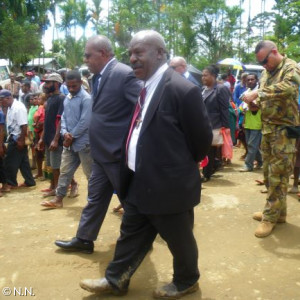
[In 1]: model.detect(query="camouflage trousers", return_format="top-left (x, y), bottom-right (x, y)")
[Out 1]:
top-left (261, 128), bottom-right (296, 223)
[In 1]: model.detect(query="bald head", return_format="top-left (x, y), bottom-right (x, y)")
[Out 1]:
top-left (129, 30), bottom-right (168, 81)
top-left (84, 35), bottom-right (114, 74)
top-left (130, 30), bottom-right (167, 54)
top-left (87, 35), bottom-right (114, 56)
top-left (255, 40), bottom-right (277, 54)
top-left (255, 40), bottom-right (283, 72)
top-left (169, 56), bottom-right (187, 75)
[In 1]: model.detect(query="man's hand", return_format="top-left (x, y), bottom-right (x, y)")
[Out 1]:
top-left (49, 139), bottom-right (59, 151)
top-left (37, 138), bottom-right (44, 151)
top-left (242, 90), bottom-right (258, 104)
top-left (63, 133), bottom-right (73, 148)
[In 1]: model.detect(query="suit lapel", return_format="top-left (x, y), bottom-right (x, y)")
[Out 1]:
top-left (94, 59), bottom-right (118, 100)
top-left (202, 86), bottom-right (215, 102)
top-left (139, 68), bottom-right (171, 136)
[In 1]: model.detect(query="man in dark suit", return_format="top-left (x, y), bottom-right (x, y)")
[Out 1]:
top-left (79, 30), bottom-right (212, 299)
top-left (54, 35), bottom-right (142, 253)
top-left (169, 56), bottom-right (201, 86)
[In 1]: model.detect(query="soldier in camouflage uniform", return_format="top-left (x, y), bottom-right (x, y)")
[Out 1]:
top-left (243, 40), bottom-right (300, 238)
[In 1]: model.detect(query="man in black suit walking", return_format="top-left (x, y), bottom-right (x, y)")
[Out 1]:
top-left (55, 35), bottom-right (142, 253)
top-left (79, 30), bottom-right (212, 299)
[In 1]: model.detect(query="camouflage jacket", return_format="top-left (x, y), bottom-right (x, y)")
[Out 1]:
top-left (257, 57), bottom-right (300, 134)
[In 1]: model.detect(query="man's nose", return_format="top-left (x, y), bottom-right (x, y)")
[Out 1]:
top-left (129, 53), bottom-right (137, 64)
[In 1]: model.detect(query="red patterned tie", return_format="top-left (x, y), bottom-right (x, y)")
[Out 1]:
top-left (126, 87), bottom-right (147, 159)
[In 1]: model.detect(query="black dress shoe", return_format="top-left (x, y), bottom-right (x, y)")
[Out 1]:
top-left (153, 282), bottom-right (199, 299)
top-left (55, 237), bottom-right (94, 254)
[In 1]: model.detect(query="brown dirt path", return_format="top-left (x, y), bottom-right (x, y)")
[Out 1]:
top-left (0, 147), bottom-right (300, 300)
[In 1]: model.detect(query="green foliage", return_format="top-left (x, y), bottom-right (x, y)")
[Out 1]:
top-left (1, 0), bottom-right (300, 70)
top-left (90, 0), bottom-right (103, 34)
top-left (59, 0), bottom-right (77, 36)
top-left (51, 37), bottom-right (85, 68)
top-left (75, 0), bottom-right (91, 38)
top-left (270, 0), bottom-right (300, 61)
top-left (0, 17), bottom-right (42, 67)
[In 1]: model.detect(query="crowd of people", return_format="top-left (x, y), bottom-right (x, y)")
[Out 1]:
top-left (0, 32), bottom-right (300, 299)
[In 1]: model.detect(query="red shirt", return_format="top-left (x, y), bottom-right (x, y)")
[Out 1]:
top-left (33, 105), bottom-right (45, 134)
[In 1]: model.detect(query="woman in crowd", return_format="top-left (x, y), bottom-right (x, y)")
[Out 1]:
top-left (33, 93), bottom-right (46, 180)
top-left (28, 93), bottom-right (39, 170)
top-left (201, 64), bottom-right (230, 181)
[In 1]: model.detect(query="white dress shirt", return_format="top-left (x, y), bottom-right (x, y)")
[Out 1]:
top-left (6, 99), bottom-right (27, 139)
top-left (183, 70), bottom-right (190, 79)
top-left (95, 58), bottom-right (116, 90)
top-left (127, 63), bottom-right (168, 171)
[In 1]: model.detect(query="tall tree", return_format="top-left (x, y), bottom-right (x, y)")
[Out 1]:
top-left (0, 0), bottom-right (48, 66)
top-left (0, 17), bottom-right (42, 67)
top-left (59, 0), bottom-right (78, 67)
top-left (59, 0), bottom-right (77, 38)
top-left (194, 0), bottom-right (242, 65)
top-left (90, 0), bottom-right (103, 34)
top-left (76, 0), bottom-right (91, 39)
top-left (48, 0), bottom-right (64, 44)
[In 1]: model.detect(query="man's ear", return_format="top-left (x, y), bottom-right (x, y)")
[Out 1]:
top-left (157, 48), bottom-right (165, 59)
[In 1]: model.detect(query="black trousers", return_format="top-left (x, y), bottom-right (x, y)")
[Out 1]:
top-left (4, 141), bottom-right (35, 186)
top-left (105, 201), bottom-right (200, 292)
top-left (203, 146), bottom-right (221, 179)
top-left (76, 160), bottom-right (121, 241)
top-left (0, 157), bottom-right (6, 184)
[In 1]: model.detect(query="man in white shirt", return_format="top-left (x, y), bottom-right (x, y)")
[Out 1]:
top-left (0, 89), bottom-right (35, 191)
top-left (80, 30), bottom-right (212, 299)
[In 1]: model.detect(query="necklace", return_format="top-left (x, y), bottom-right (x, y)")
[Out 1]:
top-left (135, 93), bottom-right (146, 129)
top-left (138, 95), bottom-right (145, 109)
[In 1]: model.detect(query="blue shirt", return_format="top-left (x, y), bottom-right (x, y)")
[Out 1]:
top-left (60, 87), bottom-right (92, 152)
top-left (60, 84), bottom-right (69, 96)
top-left (298, 86), bottom-right (300, 111)
top-left (32, 75), bottom-right (41, 86)
top-left (233, 82), bottom-right (247, 106)
top-left (0, 110), bottom-right (5, 125)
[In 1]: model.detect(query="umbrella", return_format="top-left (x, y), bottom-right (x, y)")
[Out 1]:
top-left (217, 58), bottom-right (245, 70)
top-left (187, 64), bottom-right (202, 84)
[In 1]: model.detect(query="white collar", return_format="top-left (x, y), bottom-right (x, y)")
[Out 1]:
top-left (144, 63), bottom-right (168, 89)
top-left (100, 58), bottom-right (116, 76)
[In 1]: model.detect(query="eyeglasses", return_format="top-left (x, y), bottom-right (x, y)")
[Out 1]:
top-left (170, 65), bottom-right (178, 69)
top-left (258, 48), bottom-right (274, 65)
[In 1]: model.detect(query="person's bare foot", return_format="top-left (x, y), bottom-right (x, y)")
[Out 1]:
top-left (42, 189), bottom-right (56, 198)
top-left (288, 186), bottom-right (298, 194)
top-left (113, 204), bottom-right (124, 214)
top-left (1, 184), bottom-right (11, 192)
top-left (69, 183), bottom-right (79, 198)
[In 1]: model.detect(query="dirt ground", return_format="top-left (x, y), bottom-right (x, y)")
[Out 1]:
top-left (1, 147), bottom-right (300, 300)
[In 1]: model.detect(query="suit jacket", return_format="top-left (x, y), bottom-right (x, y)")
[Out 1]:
top-left (202, 83), bottom-right (230, 129)
top-left (89, 59), bottom-right (142, 163)
top-left (186, 72), bottom-right (201, 87)
top-left (120, 67), bottom-right (212, 215)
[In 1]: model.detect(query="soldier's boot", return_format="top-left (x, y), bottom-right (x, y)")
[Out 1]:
top-left (255, 221), bottom-right (276, 238)
top-left (253, 212), bottom-right (286, 223)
